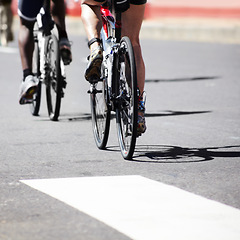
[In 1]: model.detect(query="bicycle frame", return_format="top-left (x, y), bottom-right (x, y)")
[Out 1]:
top-left (35, 1), bottom-right (66, 82)
top-left (100, 3), bottom-right (125, 108)
top-left (89, 1), bottom-right (138, 159)
top-left (100, 6), bottom-right (116, 102)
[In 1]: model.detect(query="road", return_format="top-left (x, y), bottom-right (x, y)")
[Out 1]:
top-left (0, 31), bottom-right (240, 240)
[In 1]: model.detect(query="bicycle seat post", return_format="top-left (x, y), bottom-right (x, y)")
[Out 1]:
top-left (115, 12), bottom-right (121, 43)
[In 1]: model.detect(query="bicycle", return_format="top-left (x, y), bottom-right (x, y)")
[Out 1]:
top-left (30, 0), bottom-right (67, 121)
top-left (88, 1), bottom-right (138, 159)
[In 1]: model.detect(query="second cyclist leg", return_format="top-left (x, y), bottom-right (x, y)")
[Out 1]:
top-left (51, 0), bottom-right (72, 65)
top-left (81, 0), bottom-right (105, 82)
top-left (121, 1), bottom-right (147, 135)
top-left (18, 0), bottom-right (40, 104)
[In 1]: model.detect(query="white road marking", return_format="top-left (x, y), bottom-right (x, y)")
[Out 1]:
top-left (21, 175), bottom-right (240, 240)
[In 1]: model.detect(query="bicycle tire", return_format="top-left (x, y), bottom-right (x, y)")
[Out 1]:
top-left (45, 34), bottom-right (62, 121)
top-left (115, 36), bottom-right (138, 160)
top-left (30, 35), bottom-right (42, 116)
top-left (90, 69), bottom-right (111, 149)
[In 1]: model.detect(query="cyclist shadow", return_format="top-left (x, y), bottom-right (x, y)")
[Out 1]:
top-left (130, 145), bottom-right (240, 163)
top-left (145, 76), bottom-right (219, 83)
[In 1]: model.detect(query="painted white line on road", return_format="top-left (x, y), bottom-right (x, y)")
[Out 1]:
top-left (21, 175), bottom-right (240, 240)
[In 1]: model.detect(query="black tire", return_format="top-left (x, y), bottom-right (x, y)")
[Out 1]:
top-left (45, 35), bottom-right (62, 121)
top-left (115, 36), bottom-right (138, 160)
top-left (90, 76), bottom-right (111, 149)
top-left (30, 35), bottom-right (41, 116)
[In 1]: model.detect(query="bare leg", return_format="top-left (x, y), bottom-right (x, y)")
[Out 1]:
top-left (81, 0), bottom-right (105, 51)
top-left (121, 4), bottom-right (146, 95)
top-left (51, 0), bottom-right (68, 39)
top-left (51, 0), bottom-right (72, 64)
top-left (18, 18), bottom-right (34, 73)
top-left (122, 4), bottom-right (146, 134)
top-left (81, 0), bottom-right (105, 81)
top-left (18, 18), bottom-right (39, 104)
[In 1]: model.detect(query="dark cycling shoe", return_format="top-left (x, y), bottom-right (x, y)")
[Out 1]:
top-left (59, 38), bottom-right (72, 65)
top-left (85, 46), bottom-right (103, 83)
top-left (137, 114), bottom-right (146, 136)
top-left (137, 93), bottom-right (147, 137)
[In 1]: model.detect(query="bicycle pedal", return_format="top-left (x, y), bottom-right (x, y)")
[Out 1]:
top-left (87, 89), bottom-right (102, 94)
top-left (20, 98), bottom-right (33, 104)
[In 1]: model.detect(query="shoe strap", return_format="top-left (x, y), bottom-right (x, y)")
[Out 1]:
top-left (138, 100), bottom-right (145, 112)
top-left (88, 38), bottom-right (102, 49)
top-left (138, 90), bottom-right (146, 112)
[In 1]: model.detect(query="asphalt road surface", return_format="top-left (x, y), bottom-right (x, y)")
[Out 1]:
top-left (0, 32), bottom-right (240, 240)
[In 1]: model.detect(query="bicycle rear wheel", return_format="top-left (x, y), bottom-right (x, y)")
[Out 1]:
top-left (45, 34), bottom-right (62, 121)
top-left (90, 75), bottom-right (111, 149)
top-left (30, 34), bottom-right (41, 116)
top-left (115, 36), bottom-right (138, 160)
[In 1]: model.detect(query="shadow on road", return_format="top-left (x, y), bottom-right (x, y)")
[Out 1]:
top-left (63, 110), bottom-right (211, 122)
top-left (145, 76), bottom-right (219, 83)
top-left (129, 145), bottom-right (240, 163)
top-left (145, 110), bottom-right (211, 118)
top-left (105, 145), bottom-right (240, 163)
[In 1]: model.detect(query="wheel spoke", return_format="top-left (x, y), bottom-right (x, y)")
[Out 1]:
top-left (90, 80), bottom-right (110, 149)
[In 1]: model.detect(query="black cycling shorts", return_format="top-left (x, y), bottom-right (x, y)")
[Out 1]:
top-left (130, 0), bottom-right (147, 5)
top-left (18, 0), bottom-right (44, 21)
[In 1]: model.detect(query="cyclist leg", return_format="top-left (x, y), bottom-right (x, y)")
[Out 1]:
top-left (18, 0), bottom-right (42, 104)
top-left (18, 0), bottom-right (43, 72)
top-left (51, 0), bottom-right (72, 65)
top-left (121, 0), bottom-right (147, 134)
top-left (121, 1), bottom-right (146, 96)
top-left (7, 1), bottom-right (13, 42)
top-left (81, 0), bottom-right (105, 82)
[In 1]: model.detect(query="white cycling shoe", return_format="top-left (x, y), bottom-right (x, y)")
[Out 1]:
top-left (19, 75), bottom-right (39, 105)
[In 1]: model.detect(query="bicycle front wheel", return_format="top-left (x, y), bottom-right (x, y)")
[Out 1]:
top-left (115, 36), bottom-right (138, 160)
top-left (30, 34), bottom-right (41, 116)
top-left (45, 34), bottom-right (62, 121)
top-left (90, 77), bottom-right (111, 149)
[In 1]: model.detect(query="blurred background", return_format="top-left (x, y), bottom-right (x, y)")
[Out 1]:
top-left (1, 0), bottom-right (238, 45)
top-left (8, 0), bottom-right (240, 18)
